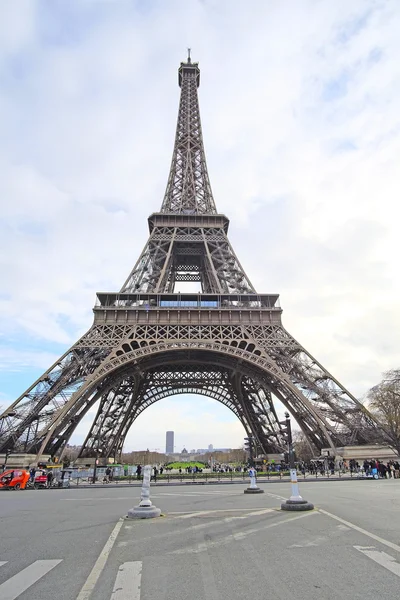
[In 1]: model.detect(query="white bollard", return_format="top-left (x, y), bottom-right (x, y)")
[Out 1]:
top-left (281, 467), bottom-right (314, 511)
top-left (127, 465), bottom-right (161, 519)
top-left (288, 468), bottom-right (303, 502)
top-left (244, 466), bottom-right (264, 494)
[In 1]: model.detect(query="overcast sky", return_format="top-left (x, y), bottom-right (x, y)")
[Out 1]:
top-left (1, 0), bottom-right (400, 453)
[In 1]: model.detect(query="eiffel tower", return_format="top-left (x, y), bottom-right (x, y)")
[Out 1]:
top-left (0, 54), bottom-right (388, 464)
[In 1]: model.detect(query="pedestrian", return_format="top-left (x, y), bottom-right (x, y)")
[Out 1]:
top-left (29, 467), bottom-right (36, 482)
top-left (153, 466), bottom-right (158, 482)
top-left (105, 466), bottom-right (112, 483)
top-left (46, 470), bottom-right (53, 488)
top-left (136, 464), bottom-right (142, 480)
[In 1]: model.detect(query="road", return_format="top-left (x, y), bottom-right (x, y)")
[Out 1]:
top-left (1, 479), bottom-right (400, 599)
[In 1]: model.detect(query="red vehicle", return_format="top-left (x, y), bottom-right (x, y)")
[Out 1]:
top-left (33, 469), bottom-right (49, 489)
top-left (0, 469), bottom-right (30, 490)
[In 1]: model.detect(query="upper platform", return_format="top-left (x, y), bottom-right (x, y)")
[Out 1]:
top-left (148, 212), bottom-right (229, 233)
top-left (95, 292), bottom-right (280, 311)
top-left (178, 58), bottom-right (200, 87)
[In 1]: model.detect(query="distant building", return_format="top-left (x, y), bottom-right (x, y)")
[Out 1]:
top-left (166, 431), bottom-right (174, 454)
top-left (208, 444), bottom-right (213, 451)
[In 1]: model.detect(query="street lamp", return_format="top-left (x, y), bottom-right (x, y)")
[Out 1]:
top-left (244, 436), bottom-right (255, 467)
top-left (2, 448), bottom-right (11, 472)
top-left (284, 412), bottom-right (294, 469)
top-left (280, 412), bottom-right (314, 512)
top-left (92, 448), bottom-right (103, 483)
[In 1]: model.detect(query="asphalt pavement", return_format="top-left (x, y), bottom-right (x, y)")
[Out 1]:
top-left (1, 479), bottom-right (400, 599)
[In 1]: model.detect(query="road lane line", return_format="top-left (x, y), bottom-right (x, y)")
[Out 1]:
top-left (76, 518), bottom-right (124, 600)
top-left (110, 562), bottom-right (142, 600)
top-left (319, 509), bottom-right (400, 554)
top-left (354, 546), bottom-right (400, 577)
top-left (265, 492), bottom-right (287, 501)
top-left (171, 510), bottom-right (318, 554)
top-left (246, 508), bottom-right (275, 516)
top-left (169, 508), bottom-right (271, 517)
top-left (196, 533), bottom-right (220, 600)
top-left (172, 508), bottom-right (274, 523)
top-left (0, 560), bottom-right (62, 600)
top-left (0, 561), bottom-right (8, 567)
top-left (61, 498), bottom-right (132, 501)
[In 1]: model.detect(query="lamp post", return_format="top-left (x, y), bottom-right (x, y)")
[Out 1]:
top-left (281, 412), bottom-right (314, 511)
top-left (244, 436), bottom-right (255, 467)
top-left (92, 448), bottom-right (103, 483)
top-left (2, 448), bottom-right (11, 472)
top-left (285, 412), bottom-right (295, 470)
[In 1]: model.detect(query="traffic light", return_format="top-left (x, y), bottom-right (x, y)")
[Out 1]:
top-left (244, 436), bottom-right (255, 466)
top-left (278, 412), bottom-right (292, 444)
top-left (244, 436), bottom-right (254, 452)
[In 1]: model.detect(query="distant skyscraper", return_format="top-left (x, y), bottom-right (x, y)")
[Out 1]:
top-left (208, 444), bottom-right (213, 451)
top-left (166, 431), bottom-right (174, 454)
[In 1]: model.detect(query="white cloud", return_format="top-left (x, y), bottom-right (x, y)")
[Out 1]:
top-left (1, 0), bottom-right (400, 449)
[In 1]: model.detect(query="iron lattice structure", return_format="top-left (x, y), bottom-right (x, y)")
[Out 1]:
top-left (0, 56), bottom-right (391, 461)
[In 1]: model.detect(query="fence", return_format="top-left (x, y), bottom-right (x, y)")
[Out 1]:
top-left (69, 468), bottom-right (355, 486)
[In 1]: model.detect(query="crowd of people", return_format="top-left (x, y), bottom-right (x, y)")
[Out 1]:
top-left (131, 458), bottom-right (400, 480)
top-left (349, 459), bottom-right (400, 478)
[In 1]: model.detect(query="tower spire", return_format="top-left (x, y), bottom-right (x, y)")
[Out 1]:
top-left (160, 55), bottom-right (217, 214)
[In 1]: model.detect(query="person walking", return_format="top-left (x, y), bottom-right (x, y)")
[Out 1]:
top-left (46, 470), bottom-right (53, 488)
top-left (136, 464), bottom-right (142, 480)
top-left (105, 466), bottom-right (112, 483)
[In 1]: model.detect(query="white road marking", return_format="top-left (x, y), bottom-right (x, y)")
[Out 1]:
top-left (61, 490), bottom-right (237, 502)
top-left (76, 518), bottom-right (124, 600)
top-left (173, 510), bottom-right (222, 519)
top-left (0, 560), bottom-right (62, 600)
top-left (0, 561), bottom-right (8, 567)
top-left (265, 492), bottom-right (287, 501)
top-left (61, 497), bottom-right (131, 502)
top-left (355, 546), bottom-right (400, 578)
top-left (246, 508), bottom-right (275, 516)
top-left (117, 509), bottom-right (276, 547)
top-left (110, 562), bottom-right (142, 600)
top-left (171, 510), bottom-right (318, 554)
top-left (169, 508), bottom-right (269, 516)
top-left (319, 509), bottom-right (400, 554)
top-left (171, 508), bottom-right (273, 521)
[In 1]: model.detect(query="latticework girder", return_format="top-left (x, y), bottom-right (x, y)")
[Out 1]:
top-left (161, 58), bottom-right (216, 215)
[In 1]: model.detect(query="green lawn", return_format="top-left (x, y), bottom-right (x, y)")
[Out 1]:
top-left (165, 461), bottom-right (206, 469)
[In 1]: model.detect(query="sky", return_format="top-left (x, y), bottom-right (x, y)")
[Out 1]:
top-left (1, 0), bottom-right (400, 453)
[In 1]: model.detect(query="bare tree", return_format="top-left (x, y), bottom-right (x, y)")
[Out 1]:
top-left (121, 450), bottom-right (167, 465)
top-left (293, 430), bottom-right (316, 462)
top-left (367, 369), bottom-right (400, 456)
